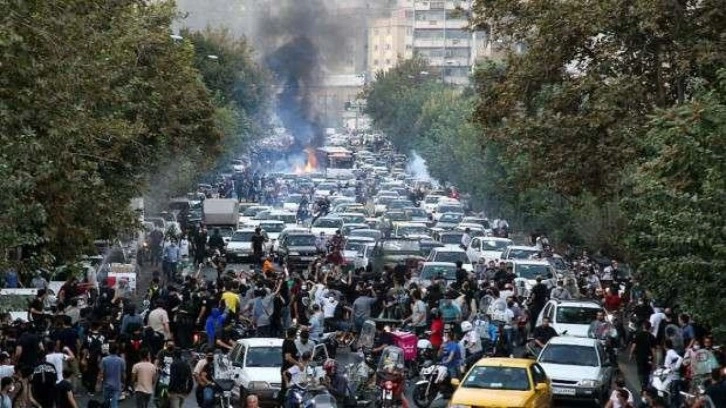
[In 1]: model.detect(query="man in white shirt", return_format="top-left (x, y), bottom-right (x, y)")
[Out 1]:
top-left (285, 352), bottom-right (312, 387)
top-left (44, 342), bottom-right (74, 383)
top-left (147, 300), bottom-right (171, 340)
top-left (321, 293), bottom-right (338, 319)
top-left (604, 379), bottom-right (634, 408)
top-left (460, 228), bottom-right (472, 248)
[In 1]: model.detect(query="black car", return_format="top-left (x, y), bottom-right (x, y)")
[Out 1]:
top-left (278, 232), bottom-right (319, 269)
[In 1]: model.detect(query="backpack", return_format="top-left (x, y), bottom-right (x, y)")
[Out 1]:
top-left (85, 333), bottom-right (106, 360)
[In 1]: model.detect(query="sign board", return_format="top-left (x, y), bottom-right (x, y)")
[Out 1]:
top-left (107, 272), bottom-right (137, 291)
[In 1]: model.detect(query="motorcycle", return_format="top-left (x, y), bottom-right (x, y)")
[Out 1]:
top-left (412, 363), bottom-right (452, 408)
top-left (213, 378), bottom-right (235, 408)
top-left (376, 346), bottom-right (406, 408)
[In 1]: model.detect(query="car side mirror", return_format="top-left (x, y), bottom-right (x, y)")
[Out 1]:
top-left (535, 382), bottom-right (548, 392)
top-left (450, 378), bottom-right (460, 388)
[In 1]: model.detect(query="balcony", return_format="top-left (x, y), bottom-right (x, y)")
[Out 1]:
top-left (414, 19), bottom-right (468, 30)
top-left (413, 38), bottom-right (471, 48)
top-left (415, 0), bottom-right (472, 11)
top-left (427, 57), bottom-right (471, 67)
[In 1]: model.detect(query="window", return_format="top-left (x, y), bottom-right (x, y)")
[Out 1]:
top-left (431, 1), bottom-right (445, 8)
top-left (471, 238), bottom-right (480, 249)
top-left (539, 345), bottom-right (600, 367)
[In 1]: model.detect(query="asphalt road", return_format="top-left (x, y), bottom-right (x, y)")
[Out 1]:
top-left (74, 262), bottom-right (640, 407)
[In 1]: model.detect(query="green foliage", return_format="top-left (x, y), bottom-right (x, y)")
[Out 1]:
top-left (623, 70), bottom-right (726, 338)
top-left (0, 1), bottom-right (232, 268)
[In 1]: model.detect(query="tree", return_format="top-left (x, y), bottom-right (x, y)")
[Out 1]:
top-left (471, 0), bottom-right (726, 199)
top-left (0, 0), bottom-right (228, 269)
top-left (623, 70), bottom-right (726, 338)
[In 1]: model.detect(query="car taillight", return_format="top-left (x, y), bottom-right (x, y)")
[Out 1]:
top-left (193, 333), bottom-right (199, 343)
top-left (384, 381), bottom-right (393, 390)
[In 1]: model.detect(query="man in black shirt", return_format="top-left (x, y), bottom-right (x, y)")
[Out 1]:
top-left (30, 349), bottom-right (58, 408)
top-left (280, 328), bottom-right (300, 405)
top-left (532, 318), bottom-right (558, 348)
top-left (15, 323), bottom-right (41, 369)
top-left (529, 277), bottom-right (549, 331)
top-left (29, 289), bottom-right (47, 330)
top-left (629, 320), bottom-right (656, 388)
top-left (251, 227), bottom-right (267, 266)
top-left (705, 368), bottom-right (726, 408)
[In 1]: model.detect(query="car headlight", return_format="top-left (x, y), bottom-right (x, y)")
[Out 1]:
top-left (288, 252), bottom-right (300, 256)
top-left (248, 381), bottom-right (270, 390)
top-left (578, 379), bottom-right (600, 388)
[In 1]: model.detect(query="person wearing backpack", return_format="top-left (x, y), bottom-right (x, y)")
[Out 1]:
top-left (167, 349), bottom-right (193, 408)
top-left (80, 322), bottom-right (106, 396)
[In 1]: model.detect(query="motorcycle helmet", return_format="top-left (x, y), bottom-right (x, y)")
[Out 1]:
top-left (461, 321), bottom-right (473, 333)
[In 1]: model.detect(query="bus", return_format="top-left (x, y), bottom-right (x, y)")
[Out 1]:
top-left (316, 146), bottom-right (354, 178)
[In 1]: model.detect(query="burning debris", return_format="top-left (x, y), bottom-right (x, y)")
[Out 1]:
top-left (293, 148), bottom-right (318, 175)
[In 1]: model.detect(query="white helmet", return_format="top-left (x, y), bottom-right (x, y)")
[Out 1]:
top-left (460, 321), bottom-right (473, 333)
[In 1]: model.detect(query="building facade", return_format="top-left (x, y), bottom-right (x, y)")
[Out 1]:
top-left (367, 8), bottom-right (414, 76)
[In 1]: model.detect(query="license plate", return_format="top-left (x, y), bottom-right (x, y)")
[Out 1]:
top-left (300, 256), bottom-right (315, 261)
top-left (553, 387), bottom-right (576, 396)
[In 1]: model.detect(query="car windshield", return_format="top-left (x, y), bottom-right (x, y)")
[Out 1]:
top-left (259, 223), bottom-right (284, 233)
top-left (376, 196), bottom-right (395, 205)
top-left (440, 233), bottom-right (463, 244)
top-left (340, 214), bottom-right (365, 224)
top-left (218, 228), bottom-right (234, 237)
top-left (313, 218), bottom-right (342, 228)
top-left (539, 344), bottom-right (600, 367)
top-left (483, 240), bottom-right (511, 251)
top-left (243, 207), bottom-right (267, 216)
top-left (439, 213), bottom-right (463, 222)
top-left (386, 212), bottom-right (409, 222)
top-left (271, 214), bottom-right (297, 223)
top-left (516, 263), bottom-right (552, 280)
top-left (244, 346), bottom-right (281, 368)
top-left (438, 205), bottom-right (463, 214)
top-left (406, 209), bottom-right (427, 218)
top-left (388, 201), bottom-right (409, 210)
top-left (285, 195), bottom-right (302, 204)
top-left (424, 196), bottom-right (441, 204)
top-left (230, 231), bottom-right (254, 242)
top-left (345, 241), bottom-right (368, 254)
top-left (287, 235), bottom-right (316, 247)
top-left (507, 248), bottom-right (540, 259)
top-left (381, 240), bottom-right (420, 253)
top-left (434, 252), bottom-right (469, 264)
top-left (556, 306), bottom-right (602, 325)
top-left (398, 226), bottom-right (429, 236)
top-left (317, 183), bottom-right (337, 191)
top-left (462, 366), bottom-right (531, 391)
top-left (420, 265), bottom-right (456, 280)
top-left (350, 230), bottom-right (381, 240)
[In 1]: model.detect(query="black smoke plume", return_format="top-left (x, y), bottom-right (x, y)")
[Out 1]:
top-left (265, 36), bottom-right (324, 150)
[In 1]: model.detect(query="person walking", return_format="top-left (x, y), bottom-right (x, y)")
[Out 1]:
top-left (163, 239), bottom-right (180, 281)
top-left (99, 344), bottom-right (126, 408)
top-left (167, 350), bottom-right (194, 408)
top-left (131, 350), bottom-right (156, 408)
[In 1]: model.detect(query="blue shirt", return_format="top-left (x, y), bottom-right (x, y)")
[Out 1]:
top-left (164, 245), bottom-right (180, 263)
top-left (101, 354), bottom-right (126, 391)
top-left (309, 313), bottom-right (324, 341)
top-left (4, 270), bottom-right (18, 288)
top-left (441, 340), bottom-right (461, 371)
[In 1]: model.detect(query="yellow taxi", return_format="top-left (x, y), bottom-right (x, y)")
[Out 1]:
top-left (448, 358), bottom-right (553, 408)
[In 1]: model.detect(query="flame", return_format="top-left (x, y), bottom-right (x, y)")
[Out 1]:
top-left (294, 148), bottom-right (318, 175)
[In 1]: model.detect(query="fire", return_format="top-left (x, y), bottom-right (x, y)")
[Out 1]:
top-left (294, 148), bottom-right (318, 175)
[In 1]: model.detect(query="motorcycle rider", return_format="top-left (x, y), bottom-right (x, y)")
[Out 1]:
top-left (322, 359), bottom-right (354, 407)
top-left (460, 321), bottom-right (483, 369)
top-left (192, 350), bottom-right (216, 408)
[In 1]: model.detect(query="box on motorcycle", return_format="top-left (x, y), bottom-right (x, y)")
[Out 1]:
top-left (391, 331), bottom-right (417, 361)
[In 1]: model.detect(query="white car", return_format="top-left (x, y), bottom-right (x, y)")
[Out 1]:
top-left (393, 222), bottom-right (431, 240)
top-left (537, 336), bottom-right (615, 404)
top-left (509, 259), bottom-right (558, 298)
top-left (466, 237), bottom-right (513, 263)
top-left (427, 247), bottom-right (473, 272)
top-left (310, 217), bottom-right (344, 237)
top-left (254, 220), bottom-right (285, 250)
top-left (413, 262), bottom-right (458, 288)
top-left (267, 211), bottom-right (298, 229)
top-left (422, 195), bottom-right (445, 214)
top-left (343, 236), bottom-right (376, 267)
top-left (215, 338), bottom-right (283, 404)
top-left (225, 229), bottom-right (256, 263)
top-left (282, 194), bottom-right (305, 212)
top-left (502, 245), bottom-right (541, 260)
top-left (238, 205), bottom-right (271, 226)
top-left (536, 299), bottom-right (608, 338)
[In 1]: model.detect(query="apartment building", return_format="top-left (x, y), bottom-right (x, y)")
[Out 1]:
top-left (368, 7), bottom-right (414, 75)
top-left (412, 0), bottom-right (472, 85)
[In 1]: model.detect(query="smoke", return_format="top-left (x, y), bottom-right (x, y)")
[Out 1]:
top-left (174, 0), bottom-right (395, 150)
top-left (406, 151), bottom-right (433, 182)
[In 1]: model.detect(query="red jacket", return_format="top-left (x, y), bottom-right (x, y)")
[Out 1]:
top-left (430, 318), bottom-right (444, 349)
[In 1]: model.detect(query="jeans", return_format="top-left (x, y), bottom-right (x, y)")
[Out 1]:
top-left (202, 385), bottom-right (215, 408)
top-left (168, 392), bottom-right (186, 408)
top-left (135, 391), bottom-right (151, 408)
top-left (103, 386), bottom-right (121, 408)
